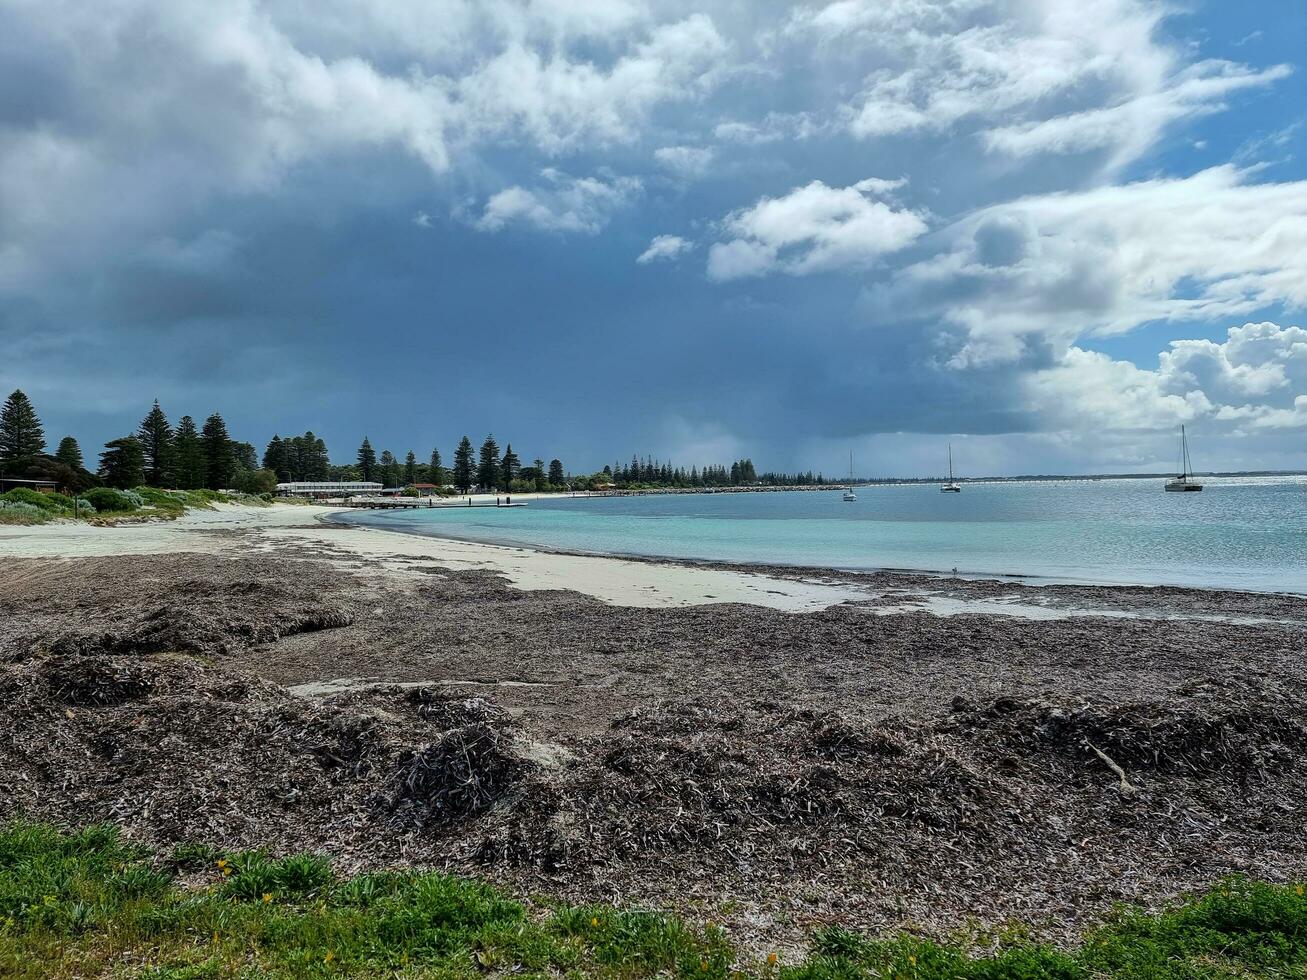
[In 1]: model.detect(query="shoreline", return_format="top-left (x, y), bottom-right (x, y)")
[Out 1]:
top-left (5, 501), bottom-right (1306, 616)
top-left (326, 503), bottom-right (1307, 604)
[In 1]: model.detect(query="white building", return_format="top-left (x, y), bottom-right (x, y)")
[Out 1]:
top-left (276, 481), bottom-right (382, 498)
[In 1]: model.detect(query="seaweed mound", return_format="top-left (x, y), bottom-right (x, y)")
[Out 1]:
top-left (0, 654), bottom-right (530, 858)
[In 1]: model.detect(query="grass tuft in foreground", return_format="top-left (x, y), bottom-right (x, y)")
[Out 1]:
top-left (1, 821), bottom-right (1304, 978)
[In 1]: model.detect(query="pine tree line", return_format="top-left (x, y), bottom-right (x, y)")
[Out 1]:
top-left (0, 390), bottom-right (268, 493)
top-left (3, 387), bottom-right (817, 497)
top-left (592, 456), bottom-right (823, 489)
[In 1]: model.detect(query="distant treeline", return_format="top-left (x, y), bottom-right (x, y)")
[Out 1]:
top-left (3, 389), bottom-right (831, 497)
top-left (599, 456), bottom-right (826, 488)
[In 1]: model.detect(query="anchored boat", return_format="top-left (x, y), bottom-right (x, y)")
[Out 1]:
top-left (1165, 426), bottom-right (1203, 492)
top-left (941, 442), bottom-right (961, 492)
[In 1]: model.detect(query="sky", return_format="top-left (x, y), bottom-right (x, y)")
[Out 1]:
top-left (1, 0), bottom-right (1305, 478)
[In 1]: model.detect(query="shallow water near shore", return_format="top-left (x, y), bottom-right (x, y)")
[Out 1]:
top-left (337, 476), bottom-right (1307, 593)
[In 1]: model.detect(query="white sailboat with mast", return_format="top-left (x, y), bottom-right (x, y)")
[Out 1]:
top-left (1164, 426), bottom-right (1203, 492)
top-left (843, 452), bottom-right (857, 502)
top-left (941, 442), bottom-right (961, 492)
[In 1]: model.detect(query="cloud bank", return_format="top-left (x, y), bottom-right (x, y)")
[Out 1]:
top-left (0, 0), bottom-right (1302, 474)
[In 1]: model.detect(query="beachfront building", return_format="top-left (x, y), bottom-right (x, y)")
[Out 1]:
top-left (276, 481), bottom-right (382, 499)
top-left (0, 477), bottom-right (60, 493)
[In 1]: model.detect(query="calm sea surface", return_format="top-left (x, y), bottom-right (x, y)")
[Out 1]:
top-left (336, 477), bottom-right (1307, 593)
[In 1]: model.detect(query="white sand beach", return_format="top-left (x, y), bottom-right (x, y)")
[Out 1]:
top-left (0, 502), bottom-right (867, 612)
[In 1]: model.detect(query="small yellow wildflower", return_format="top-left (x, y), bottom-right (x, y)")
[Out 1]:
top-left (212, 931), bottom-right (219, 945)
top-left (216, 858), bottom-right (228, 869)
top-left (262, 893), bottom-right (273, 904)
top-left (909, 954), bottom-right (917, 965)
top-left (324, 951), bottom-right (335, 963)
top-left (591, 916), bottom-right (599, 927)
top-left (1296, 885), bottom-right (1304, 897)
top-left (767, 952), bottom-right (778, 966)
top-left (700, 959), bottom-right (709, 972)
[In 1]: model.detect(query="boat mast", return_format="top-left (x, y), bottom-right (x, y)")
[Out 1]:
top-left (948, 442), bottom-right (954, 483)
top-left (1181, 425), bottom-right (1193, 479)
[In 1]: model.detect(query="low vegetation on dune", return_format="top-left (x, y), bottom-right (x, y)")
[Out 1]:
top-left (0, 486), bottom-right (268, 525)
top-left (1, 822), bottom-right (1304, 979)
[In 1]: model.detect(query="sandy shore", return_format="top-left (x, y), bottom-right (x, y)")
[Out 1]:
top-left (0, 502), bottom-right (867, 612)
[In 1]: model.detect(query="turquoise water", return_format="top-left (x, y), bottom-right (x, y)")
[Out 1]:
top-left (336, 477), bottom-right (1307, 593)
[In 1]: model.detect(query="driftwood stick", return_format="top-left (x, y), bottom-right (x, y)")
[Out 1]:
top-left (1086, 741), bottom-right (1137, 796)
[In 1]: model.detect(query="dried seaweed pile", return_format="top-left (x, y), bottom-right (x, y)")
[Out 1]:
top-left (949, 677), bottom-right (1307, 781)
top-left (1, 559), bottom-right (357, 660)
top-left (0, 652), bottom-right (529, 862)
top-left (2, 643), bottom-right (1306, 935)
top-left (477, 704), bottom-right (1001, 877)
top-left (473, 680), bottom-right (1307, 924)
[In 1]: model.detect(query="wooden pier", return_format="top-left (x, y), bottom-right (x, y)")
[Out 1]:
top-left (338, 497), bottom-right (527, 510)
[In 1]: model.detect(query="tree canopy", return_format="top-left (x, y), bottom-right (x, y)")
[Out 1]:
top-left (99, 436), bottom-right (145, 489)
top-left (55, 436), bottom-right (84, 470)
top-left (137, 400), bottom-right (175, 487)
top-left (357, 438), bottom-right (376, 482)
top-left (379, 449), bottom-right (398, 487)
top-left (200, 414), bottom-right (235, 490)
top-left (0, 389), bottom-right (45, 464)
top-left (453, 436), bottom-right (475, 493)
top-left (477, 434), bottom-right (500, 491)
top-left (500, 443), bottom-right (520, 489)
top-left (173, 416), bottom-right (207, 490)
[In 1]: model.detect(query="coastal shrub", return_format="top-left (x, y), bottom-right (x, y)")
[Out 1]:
top-left (79, 487), bottom-right (140, 513)
top-left (233, 468), bottom-right (278, 495)
top-left (179, 489), bottom-right (224, 506)
top-left (1, 488), bottom-right (74, 511)
top-left (131, 487), bottom-right (189, 516)
top-left (0, 500), bottom-right (48, 524)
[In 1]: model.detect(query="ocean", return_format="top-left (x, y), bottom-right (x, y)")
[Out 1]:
top-left (334, 476), bottom-right (1307, 593)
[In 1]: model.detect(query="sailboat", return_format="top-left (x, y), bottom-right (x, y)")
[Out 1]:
top-left (941, 442), bottom-right (961, 492)
top-left (1164, 426), bottom-right (1203, 492)
top-left (843, 452), bottom-right (857, 502)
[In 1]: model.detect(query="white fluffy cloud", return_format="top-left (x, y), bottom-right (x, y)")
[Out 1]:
top-left (637, 234), bottom-right (694, 264)
top-left (1028, 322), bottom-right (1307, 433)
top-left (0, 0), bottom-right (725, 292)
top-left (707, 178), bottom-right (926, 280)
top-left (474, 170), bottom-right (641, 234)
top-left (872, 166), bottom-right (1307, 367)
top-left (783, 0), bottom-right (1290, 172)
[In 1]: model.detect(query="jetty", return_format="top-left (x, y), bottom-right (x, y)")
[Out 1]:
top-left (337, 497), bottom-right (527, 510)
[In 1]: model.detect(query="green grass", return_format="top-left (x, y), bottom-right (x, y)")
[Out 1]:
top-left (1, 822), bottom-right (1303, 979)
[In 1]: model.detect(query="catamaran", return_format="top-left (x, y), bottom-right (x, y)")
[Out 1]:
top-left (941, 442), bottom-right (961, 492)
top-left (843, 452), bottom-right (857, 502)
top-left (1165, 426), bottom-right (1203, 492)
